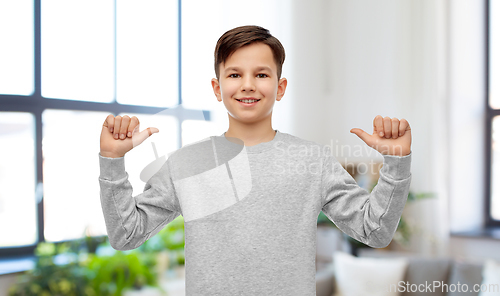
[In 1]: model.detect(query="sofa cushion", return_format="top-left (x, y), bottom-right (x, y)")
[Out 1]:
top-left (478, 258), bottom-right (500, 296)
top-left (358, 249), bottom-right (451, 296)
top-left (448, 259), bottom-right (483, 296)
top-left (333, 251), bottom-right (409, 296)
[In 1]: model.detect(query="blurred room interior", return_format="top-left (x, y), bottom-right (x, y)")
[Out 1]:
top-left (0, 0), bottom-right (499, 295)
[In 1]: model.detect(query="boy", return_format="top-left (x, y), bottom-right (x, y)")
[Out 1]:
top-left (98, 25), bottom-right (412, 295)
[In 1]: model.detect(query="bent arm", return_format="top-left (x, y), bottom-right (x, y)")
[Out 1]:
top-left (320, 148), bottom-right (412, 248)
top-left (98, 152), bottom-right (182, 251)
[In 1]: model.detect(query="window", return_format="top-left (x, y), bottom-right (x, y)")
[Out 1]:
top-left (487, 0), bottom-right (500, 227)
top-left (0, 0), bottom-right (291, 259)
top-left (0, 0), bottom-right (213, 258)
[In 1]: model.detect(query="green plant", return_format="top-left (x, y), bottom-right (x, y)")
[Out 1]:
top-left (138, 216), bottom-right (184, 252)
top-left (317, 211), bottom-right (336, 228)
top-left (8, 242), bottom-right (91, 296)
top-left (138, 215), bottom-right (185, 269)
top-left (9, 232), bottom-right (165, 296)
top-left (84, 251), bottom-right (161, 296)
top-left (393, 190), bottom-right (435, 246)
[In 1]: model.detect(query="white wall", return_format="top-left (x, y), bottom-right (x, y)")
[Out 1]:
top-left (448, 0), bottom-right (487, 233)
top-left (284, 0), bottom-right (329, 139)
top-left (288, 0), bottom-right (452, 256)
top-left (288, 0), bottom-right (500, 259)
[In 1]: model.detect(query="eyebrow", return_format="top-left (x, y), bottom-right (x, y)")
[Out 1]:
top-left (224, 66), bottom-right (273, 73)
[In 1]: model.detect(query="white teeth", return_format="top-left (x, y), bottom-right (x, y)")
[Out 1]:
top-left (239, 99), bottom-right (258, 103)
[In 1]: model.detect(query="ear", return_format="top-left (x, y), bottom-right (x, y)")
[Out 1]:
top-left (276, 78), bottom-right (287, 101)
top-left (211, 78), bottom-right (221, 101)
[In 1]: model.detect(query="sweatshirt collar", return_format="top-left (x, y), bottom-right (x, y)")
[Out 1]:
top-left (220, 129), bottom-right (284, 154)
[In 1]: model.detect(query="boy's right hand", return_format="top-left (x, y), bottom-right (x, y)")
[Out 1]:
top-left (100, 114), bottom-right (159, 158)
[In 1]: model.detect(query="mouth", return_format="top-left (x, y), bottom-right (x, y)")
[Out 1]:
top-left (236, 98), bottom-right (260, 106)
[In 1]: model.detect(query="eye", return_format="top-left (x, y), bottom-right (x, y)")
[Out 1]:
top-left (229, 74), bottom-right (240, 78)
top-left (257, 74), bottom-right (268, 78)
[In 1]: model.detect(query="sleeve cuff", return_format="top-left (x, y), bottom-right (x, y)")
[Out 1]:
top-left (98, 152), bottom-right (127, 181)
top-left (380, 151), bottom-right (412, 180)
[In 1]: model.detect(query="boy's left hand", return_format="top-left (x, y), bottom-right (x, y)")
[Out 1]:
top-left (350, 115), bottom-right (411, 157)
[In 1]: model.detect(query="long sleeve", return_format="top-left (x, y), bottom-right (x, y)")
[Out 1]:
top-left (320, 147), bottom-right (412, 248)
top-left (98, 152), bottom-right (182, 251)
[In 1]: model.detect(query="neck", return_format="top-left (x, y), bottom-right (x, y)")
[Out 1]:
top-left (225, 117), bottom-right (276, 147)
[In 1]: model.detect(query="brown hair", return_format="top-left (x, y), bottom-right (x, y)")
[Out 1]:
top-left (214, 25), bottom-right (285, 81)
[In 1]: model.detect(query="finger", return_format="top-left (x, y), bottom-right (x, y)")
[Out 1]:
top-left (128, 116), bottom-right (139, 138)
top-left (119, 115), bottom-right (130, 139)
top-left (391, 117), bottom-right (400, 139)
top-left (113, 116), bottom-right (122, 139)
top-left (373, 115), bottom-right (384, 137)
top-left (132, 127), bottom-right (160, 148)
top-left (399, 118), bottom-right (410, 136)
top-left (104, 114), bottom-right (115, 134)
top-left (148, 127), bottom-right (160, 135)
top-left (383, 116), bottom-right (392, 139)
top-left (350, 128), bottom-right (373, 146)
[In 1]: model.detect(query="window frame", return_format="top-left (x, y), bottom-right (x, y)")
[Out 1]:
top-left (485, 0), bottom-right (500, 228)
top-left (0, 0), bottom-right (211, 259)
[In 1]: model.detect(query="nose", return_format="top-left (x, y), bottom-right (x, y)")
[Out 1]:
top-left (240, 75), bottom-right (256, 92)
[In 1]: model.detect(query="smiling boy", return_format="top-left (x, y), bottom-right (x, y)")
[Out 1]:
top-left (98, 25), bottom-right (412, 295)
top-left (211, 38), bottom-right (287, 147)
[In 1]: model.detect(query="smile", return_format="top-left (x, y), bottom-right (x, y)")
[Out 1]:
top-left (236, 99), bottom-right (260, 103)
top-left (236, 99), bottom-right (260, 106)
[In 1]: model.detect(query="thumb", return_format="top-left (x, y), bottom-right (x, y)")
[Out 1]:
top-left (350, 128), bottom-right (372, 145)
top-left (132, 127), bottom-right (160, 148)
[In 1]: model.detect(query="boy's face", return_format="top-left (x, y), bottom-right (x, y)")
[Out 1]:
top-left (211, 42), bottom-right (287, 125)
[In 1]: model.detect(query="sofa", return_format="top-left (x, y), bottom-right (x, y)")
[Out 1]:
top-left (315, 248), bottom-right (490, 296)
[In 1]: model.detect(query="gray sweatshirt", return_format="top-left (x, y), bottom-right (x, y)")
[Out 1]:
top-left (98, 129), bottom-right (412, 295)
